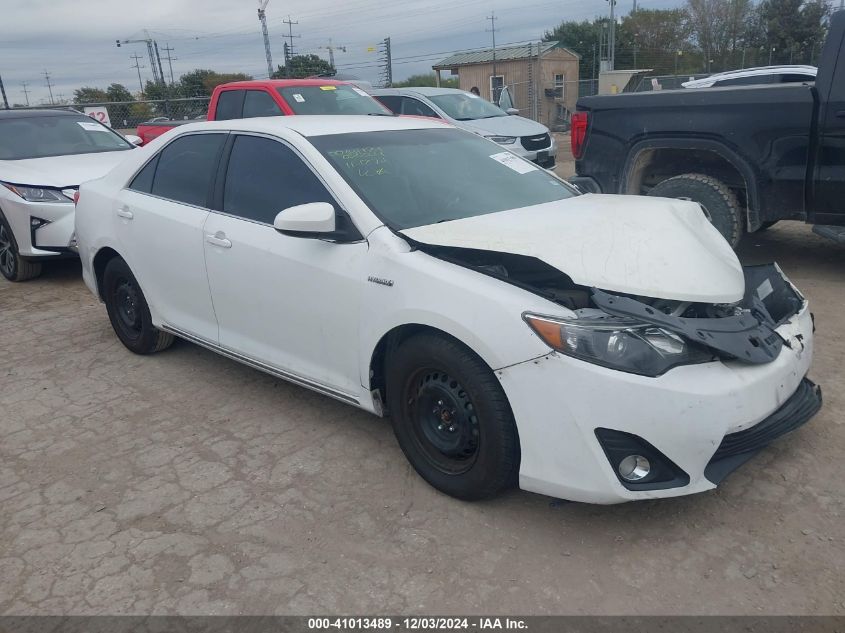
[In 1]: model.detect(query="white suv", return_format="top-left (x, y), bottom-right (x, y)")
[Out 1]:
top-left (75, 116), bottom-right (819, 504)
top-left (0, 109), bottom-right (137, 281)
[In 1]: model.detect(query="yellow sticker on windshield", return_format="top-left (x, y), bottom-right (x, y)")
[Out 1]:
top-left (319, 85), bottom-right (337, 91)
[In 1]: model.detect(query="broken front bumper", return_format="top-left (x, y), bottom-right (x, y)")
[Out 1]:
top-left (499, 267), bottom-right (818, 504)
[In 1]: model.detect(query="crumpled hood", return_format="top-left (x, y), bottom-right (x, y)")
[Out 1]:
top-left (401, 193), bottom-right (745, 303)
top-left (0, 150), bottom-right (135, 188)
top-left (457, 115), bottom-right (549, 138)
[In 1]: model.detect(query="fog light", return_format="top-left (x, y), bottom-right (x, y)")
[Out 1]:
top-left (618, 455), bottom-right (650, 481)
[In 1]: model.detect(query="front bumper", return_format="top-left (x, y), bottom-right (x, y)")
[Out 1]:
top-left (506, 137), bottom-right (556, 168)
top-left (0, 195), bottom-right (77, 258)
top-left (499, 300), bottom-right (817, 504)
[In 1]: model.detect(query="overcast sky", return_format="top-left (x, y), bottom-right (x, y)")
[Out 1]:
top-left (1, 0), bottom-right (679, 105)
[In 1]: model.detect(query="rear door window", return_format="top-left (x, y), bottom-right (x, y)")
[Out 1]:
top-left (375, 95), bottom-right (402, 114)
top-left (401, 97), bottom-right (439, 118)
top-left (243, 90), bottom-right (283, 118)
top-left (222, 134), bottom-right (335, 224)
top-left (215, 90), bottom-right (245, 120)
top-left (129, 155), bottom-right (159, 193)
top-left (150, 134), bottom-right (226, 207)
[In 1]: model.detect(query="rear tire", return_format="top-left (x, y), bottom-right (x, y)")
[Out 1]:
top-left (0, 213), bottom-right (42, 282)
top-left (103, 257), bottom-right (174, 354)
top-left (648, 173), bottom-right (744, 249)
top-left (386, 332), bottom-right (519, 500)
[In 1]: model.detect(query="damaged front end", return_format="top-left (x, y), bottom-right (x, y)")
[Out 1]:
top-left (419, 243), bottom-right (806, 377)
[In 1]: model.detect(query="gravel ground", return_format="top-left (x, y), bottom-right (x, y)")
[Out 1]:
top-left (1, 174), bottom-right (843, 614)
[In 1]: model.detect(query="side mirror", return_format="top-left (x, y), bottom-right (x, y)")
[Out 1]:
top-left (506, 108), bottom-right (519, 116)
top-left (273, 202), bottom-right (336, 236)
top-left (124, 134), bottom-right (143, 146)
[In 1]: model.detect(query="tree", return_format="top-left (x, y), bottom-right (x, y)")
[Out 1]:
top-left (755, 0), bottom-right (831, 64)
top-left (106, 83), bottom-right (133, 102)
top-left (272, 54), bottom-right (334, 79)
top-left (73, 87), bottom-right (108, 104)
top-left (544, 19), bottom-right (605, 80)
top-left (178, 69), bottom-right (252, 97)
top-left (393, 73), bottom-right (459, 88)
top-left (616, 9), bottom-right (694, 73)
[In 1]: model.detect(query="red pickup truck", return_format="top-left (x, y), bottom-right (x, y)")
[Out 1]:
top-left (136, 78), bottom-right (390, 144)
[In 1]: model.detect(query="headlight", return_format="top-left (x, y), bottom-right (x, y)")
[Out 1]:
top-left (1, 182), bottom-right (71, 203)
top-left (486, 135), bottom-right (517, 145)
top-left (523, 312), bottom-right (714, 376)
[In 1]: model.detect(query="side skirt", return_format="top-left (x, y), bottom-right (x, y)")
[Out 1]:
top-left (160, 324), bottom-right (361, 408)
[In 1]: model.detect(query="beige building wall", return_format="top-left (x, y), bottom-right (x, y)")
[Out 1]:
top-left (444, 48), bottom-right (579, 128)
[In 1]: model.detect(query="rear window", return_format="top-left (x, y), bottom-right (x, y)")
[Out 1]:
top-left (0, 115), bottom-right (132, 160)
top-left (215, 90), bottom-right (244, 120)
top-left (277, 85), bottom-right (388, 115)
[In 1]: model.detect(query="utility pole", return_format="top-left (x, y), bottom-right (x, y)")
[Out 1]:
top-left (0, 73), bottom-right (8, 109)
top-left (130, 53), bottom-right (146, 94)
top-left (21, 81), bottom-right (30, 106)
top-left (44, 70), bottom-right (54, 105)
top-left (257, 0), bottom-right (274, 78)
top-left (161, 43), bottom-right (177, 84)
top-left (320, 39), bottom-right (346, 71)
top-left (486, 12), bottom-right (499, 101)
top-left (607, 0), bottom-right (616, 70)
top-left (283, 16), bottom-right (300, 59)
top-left (379, 37), bottom-right (392, 87)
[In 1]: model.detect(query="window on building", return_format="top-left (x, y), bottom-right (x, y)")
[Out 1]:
top-left (489, 75), bottom-right (504, 103)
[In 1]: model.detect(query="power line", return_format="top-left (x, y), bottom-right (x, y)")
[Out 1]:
top-left (43, 70), bottom-right (54, 105)
top-left (319, 38), bottom-right (347, 69)
top-left (379, 37), bottom-right (392, 87)
top-left (257, 0), bottom-right (274, 78)
top-left (21, 81), bottom-right (30, 106)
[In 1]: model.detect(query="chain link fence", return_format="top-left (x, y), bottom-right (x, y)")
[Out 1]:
top-left (501, 79), bottom-right (599, 132)
top-left (9, 98), bottom-right (211, 133)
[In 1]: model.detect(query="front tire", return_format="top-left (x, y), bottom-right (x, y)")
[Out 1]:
top-left (103, 257), bottom-right (174, 354)
top-left (0, 214), bottom-right (42, 282)
top-left (647, 173), bottom-right (744, 248)
top-left (386, 333), bottom-right (519, 500)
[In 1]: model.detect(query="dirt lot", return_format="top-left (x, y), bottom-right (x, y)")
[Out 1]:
top-left (1, 159), bottom-right (844, 614)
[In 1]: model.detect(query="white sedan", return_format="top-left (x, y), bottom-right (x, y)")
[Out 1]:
top-left (0, 108), bottom-right (138, 281)
top-left (74, 116), bottom-right (821, 503)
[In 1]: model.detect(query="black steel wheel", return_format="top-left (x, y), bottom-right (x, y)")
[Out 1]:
top-left (102, 256), bottom-right (174, 354)
top-left (0, 213), bottom-right (42, 282)
top-left (387, 332), bottom-right (519, 500)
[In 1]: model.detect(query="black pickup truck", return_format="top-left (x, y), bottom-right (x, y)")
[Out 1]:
top-left (570, 10), bottom-right (845, 248)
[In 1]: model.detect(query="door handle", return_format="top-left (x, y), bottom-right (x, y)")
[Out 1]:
top-left (116, 208), bottom-right (134, 220)
top-left (206, 232), bottom-right (232, 248)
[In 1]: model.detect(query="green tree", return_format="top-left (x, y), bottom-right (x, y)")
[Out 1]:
top-left (106, 83), bottom-right (133, 102)
top-left (272, 54), bottom-right (334, 79)
top-left (393, 73), bottom-right (459, 88)
top-left (754, 0), bottom-right (830, 64)
top-left (616, 9), bottom-right (695, 73)
top-left (544, 19), bottom-right (605, 80)
top-left (73, 87), bottom-right (108, 104)
top-left (178, 70), bottom-right (252, 97)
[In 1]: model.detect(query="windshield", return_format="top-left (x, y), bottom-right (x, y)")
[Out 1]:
top-left (312, 128), bottom-right (576, 230)
top-left (428, 93), bottom-right (508, 121)
top-left (277, 85), bottom-right (390, 115)
top-left (0, 115), bottom-right (133, 160)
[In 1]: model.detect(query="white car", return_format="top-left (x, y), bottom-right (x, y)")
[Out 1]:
top-left (0, 109), bottom-right (138, 281)
top-left (682, 65), bottom-right (817, 88)
top-left (371, 87), bottom-right (556, 168)
top-left (75, 116), bottom-right (820, 504)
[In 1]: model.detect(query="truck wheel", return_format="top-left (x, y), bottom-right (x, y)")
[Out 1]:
top-left (386, 332), bottom-right (520, 500)
top-left (648, 174), bottom-right (744, 248)
top-left (0, 214), bottom-right (42, 282)
top-left (103, 257), bottom-right (174, 354)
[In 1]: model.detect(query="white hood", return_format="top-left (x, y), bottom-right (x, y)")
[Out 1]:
top-left (0, 150), bottom-right (135, 188)
top-left (401, 194), bottom-right (745, 303)
top-left (456, 115), bottom-right (549, 138)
